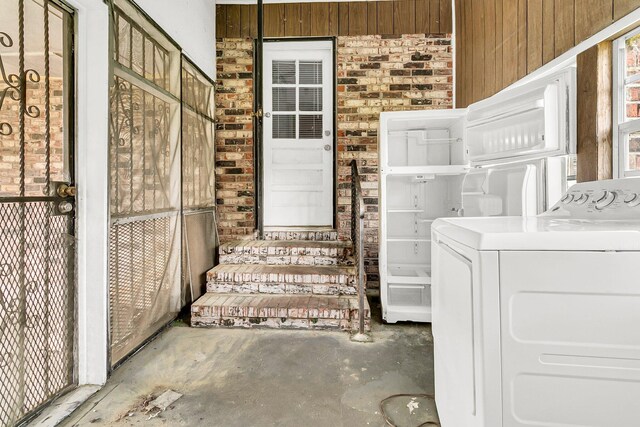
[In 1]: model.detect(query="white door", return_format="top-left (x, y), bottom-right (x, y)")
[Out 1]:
top-left (263, 41), bottom-right (334, 227)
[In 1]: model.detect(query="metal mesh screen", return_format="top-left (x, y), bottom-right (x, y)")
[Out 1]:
top-left (181, 62), bottom-right (215, 211)
top-left (181, 61), bottom-right (216, 304)
top-left (0, 203), bottom-right (74, 426)
top-left (0, 0), bottom-right (75, 424)
top-left (108, 3), bottom-right (182, 366)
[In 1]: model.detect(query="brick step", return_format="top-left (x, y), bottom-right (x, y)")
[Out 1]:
top-left (207, 264), bottom-right (357, 296)
top-left (191, 293), bottom-right (371, 331)
top-left (219, 239), bottom-right (353, 266)
top-left (263, 229), bottom-right (339, 242)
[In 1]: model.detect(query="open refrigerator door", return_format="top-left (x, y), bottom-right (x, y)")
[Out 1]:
top-left (462, 67), bottom-right (575, 217)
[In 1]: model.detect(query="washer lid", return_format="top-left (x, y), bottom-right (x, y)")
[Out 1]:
top-left (432, 216), bottom-right (640, 251)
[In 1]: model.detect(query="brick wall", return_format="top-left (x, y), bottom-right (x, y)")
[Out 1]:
top-left (0, 80), bottom-right (65, 197)
top-left (215, 39), bottom-right (255, 241)
top-left (215, 34), bottom-right (453, 286)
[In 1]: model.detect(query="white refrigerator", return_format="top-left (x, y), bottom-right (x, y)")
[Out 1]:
top-left (378, 67), bottom-right (576, 323)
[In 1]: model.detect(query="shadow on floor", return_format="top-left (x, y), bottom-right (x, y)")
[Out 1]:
top-left (63, 296), bottom-right (438, 427)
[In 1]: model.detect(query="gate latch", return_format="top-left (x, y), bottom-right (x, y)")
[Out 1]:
top-left (56, 183), bottom-right (77, 198)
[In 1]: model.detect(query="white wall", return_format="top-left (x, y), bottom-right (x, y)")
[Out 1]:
top-left (134, 0), bottom-right (216, 79)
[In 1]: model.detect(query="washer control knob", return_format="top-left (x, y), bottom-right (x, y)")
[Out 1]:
top-left (561, 193), bottom-right (574, 203)
top-left (574, 193), bottom-right (589, 205)
top-left (595, 191), bottom-right (617, 210)
top-left (593, 190), bottom-right (608, 203)
top-left (624, 193), bottom-right (640, 207)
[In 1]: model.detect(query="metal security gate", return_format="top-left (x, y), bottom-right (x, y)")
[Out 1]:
top-left (108, 2), bottom-right (182, 366)
top-left (0, 0), bottom-right (75, 425)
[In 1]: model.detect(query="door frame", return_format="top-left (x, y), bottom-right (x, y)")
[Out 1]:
top-left (254, 37), bottom-right (338, 235)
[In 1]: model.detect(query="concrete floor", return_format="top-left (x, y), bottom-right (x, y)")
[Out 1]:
top-left (63, 298), bottom-right (438, 427)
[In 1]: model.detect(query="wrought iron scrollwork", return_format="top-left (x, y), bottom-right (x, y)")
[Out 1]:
top-left (0, 30), bottom-right (42, 136)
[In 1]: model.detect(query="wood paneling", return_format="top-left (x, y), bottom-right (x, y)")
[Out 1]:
top-left (310, 3), bottom-right (330, 37)
top-left (349, 2), bottom-right (368, 36)
top-left (429, 0), bottom-right (441, 33)
top-left (516, 0), bottom-right (527, 78)
top-left (416, 0), bottom-right (430, 34)
top-left (575, 0), bottom-right (613, 44)
top-left (285, 3), bottom-right (301, 37)
top-left (377, 1), bottom-right (394, 35)
top-left (615, 0), bottom-right (640, 19)
top-left (216, 0), bottom-right (453, 39)
top-left (577, 42), bottom-right (613, 182)
top-left (472, 0), bottom-right (485, 101)
top-left (455, 0), bottom-right (640, 107)
top-left (440, 0), bottom-right (453, 33)
top-left (527, 0), bottom-right (543, 73)
top-left (484, 0), bottom-right (495, 98)
top-left (554, 0), bottom-right (575, 57)
top-left (264, 3), bottom-right (285, 38)
top-left (367, 2), bottom-right (378, 34)
top-left (394, 0), bottom-right (416, 35)
top-left (226, 5), bottom-right (241, 38)
top-left (541, 0), bottom-right (555, 64)
top-left (494, 0), bottom-right (503, 91)
top-left (241, 5), bottom-right (257, 39)
top-left (502, 0), bottom-right (517, 87)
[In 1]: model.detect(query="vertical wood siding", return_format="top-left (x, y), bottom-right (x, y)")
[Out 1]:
top-left (455, 0), bottom-right (640, 107)
top-left (216, 0), bottom-right (453, 39)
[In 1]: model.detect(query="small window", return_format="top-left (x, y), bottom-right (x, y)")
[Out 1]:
top-left (614, 28), bottom-right (640, 177)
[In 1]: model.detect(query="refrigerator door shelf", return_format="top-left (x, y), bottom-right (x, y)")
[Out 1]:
top-left (466, 67), bottom-right (575, 166)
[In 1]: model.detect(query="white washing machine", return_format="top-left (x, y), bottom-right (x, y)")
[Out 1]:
top-left (431, 178), bottom-right (640, 427)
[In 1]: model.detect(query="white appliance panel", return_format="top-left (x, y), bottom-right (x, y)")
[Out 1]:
top-left (500, 250), bottom-right (640, 427)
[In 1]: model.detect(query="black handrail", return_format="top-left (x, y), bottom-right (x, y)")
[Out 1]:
top-left (350, 159), bottom-right (366, 336)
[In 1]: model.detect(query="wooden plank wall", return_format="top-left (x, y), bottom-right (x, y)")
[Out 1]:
top-left (216, 0), bottom-right (453, 39)
top-left (455, 0), bottom-right (640, 107)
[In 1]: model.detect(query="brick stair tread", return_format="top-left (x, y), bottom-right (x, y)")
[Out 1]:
top-left (263, 229), bottom-right (339, 241)
top-left (221, 240), bottom-right (351, 250)
top-left (191, 293), bottom-right (370, 320)
top-left (207, 264), bottom-right (357, 284)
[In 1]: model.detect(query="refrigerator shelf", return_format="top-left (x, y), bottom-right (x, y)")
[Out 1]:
top-left (387, 236), bottom-right (431, 242)
top-left (383, 165), bottom-right (468, 176)
top-left (387, 208), bottom-right (425, 213)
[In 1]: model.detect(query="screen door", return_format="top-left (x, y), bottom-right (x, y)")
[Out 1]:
top-left (263, 40), bottom-right (334, 227)
top-left (0, 1), bottom-right (76, 424)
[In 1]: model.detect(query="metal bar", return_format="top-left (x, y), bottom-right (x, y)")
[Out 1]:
top-left (113, 65), bottom-right (180, 105)
top-left (17, 0), bottom-right (27, 415)
top-left (0, 196), bottom-right (66, 203)
top-left (110, 208), bottom-right (179, 226)
top-left (43, 0), bottom-right (52, 394)
top-left (350, 160), bottom-right (367, 338)
top-left (255, 0), bottom-right (264, 237)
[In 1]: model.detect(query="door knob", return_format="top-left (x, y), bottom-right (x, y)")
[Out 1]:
top-left (265, 112), bottom-right (271, 118)
top-left (324, 144), bottom-right (332, 151)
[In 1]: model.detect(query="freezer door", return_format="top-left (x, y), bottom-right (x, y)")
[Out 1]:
top-left (465, 67), bottom-right (575, 166)
top-left (462, 159), bottom-right (552, 217)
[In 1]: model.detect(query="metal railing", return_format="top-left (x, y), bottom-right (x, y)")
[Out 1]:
top-left (350, 160), bottom-right (367, 338)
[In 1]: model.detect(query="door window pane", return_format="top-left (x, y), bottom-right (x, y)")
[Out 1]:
top-left (299, 61), bottom-right (322, 84)
top-left (273, 115), bottom-right (296, 139)
top-left (299, 87), bottom-right (322, 112)
top-left (273, 87), bottom-right (296, 111)
top-left (273, 61), bottom-right (296, 84)
top-left (299, 115), bottom-right (322, 139)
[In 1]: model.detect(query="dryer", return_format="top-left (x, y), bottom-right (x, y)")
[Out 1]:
top-left (431, 178), bottom-right (640, 427)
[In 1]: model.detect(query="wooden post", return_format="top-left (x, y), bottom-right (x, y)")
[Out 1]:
top-left (576, 41), bottom-right (613, 182)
